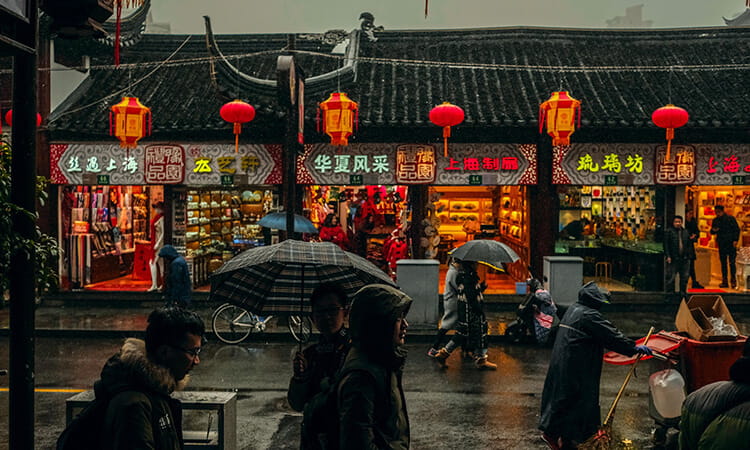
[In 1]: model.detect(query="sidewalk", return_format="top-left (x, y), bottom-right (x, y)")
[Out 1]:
top-left (2, 300), bottom-right (747, 343)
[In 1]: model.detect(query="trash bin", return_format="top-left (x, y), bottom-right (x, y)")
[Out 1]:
top-left (397, 259), bottom-right (440, 326)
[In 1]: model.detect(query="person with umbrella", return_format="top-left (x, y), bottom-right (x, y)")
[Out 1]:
top-left (539, 281), bottom-right (652, 450)
top-left (433, 259), bottom-right (497, 370)
top-left (288, 283), bottom-right (351, 416)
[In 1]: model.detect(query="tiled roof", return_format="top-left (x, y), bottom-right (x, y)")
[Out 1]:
top-left (49, 25), bottom-right (750, 142)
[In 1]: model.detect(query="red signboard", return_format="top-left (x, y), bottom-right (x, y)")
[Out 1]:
top-left (396, 145), bottom-right (436, 184)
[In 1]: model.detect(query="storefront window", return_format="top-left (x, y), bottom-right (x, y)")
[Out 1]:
top-left (61, 185), bottom-right (163, 289)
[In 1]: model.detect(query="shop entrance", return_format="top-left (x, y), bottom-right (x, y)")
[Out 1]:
top-left (432, 186), bottom-right (529, 294)
top-left (60, 184), bottom-right (163, 291)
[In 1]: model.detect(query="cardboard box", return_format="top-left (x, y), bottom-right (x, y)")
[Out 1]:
top-left (675, 295), bottom-right (740, 341)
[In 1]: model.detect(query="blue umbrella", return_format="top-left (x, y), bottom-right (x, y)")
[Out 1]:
top-left (258, 212), bottom-right (319, 234)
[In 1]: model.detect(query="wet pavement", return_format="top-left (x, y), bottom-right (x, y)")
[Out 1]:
top-left (2, 337), bottom-right (665, 450)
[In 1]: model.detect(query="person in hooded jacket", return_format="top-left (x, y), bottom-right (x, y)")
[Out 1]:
top-left (96, 307), bottom-right (205, 450)
top-left (539, 281), bottom-right (652, 450)
top-left (338, 284), bottom-right (412, 450)
top-left (428, 258), bottom-right (461, 358)
top-left (679, 339), bottom-right (750, 450)
top-left (158, 245), bottom-right (192, 308)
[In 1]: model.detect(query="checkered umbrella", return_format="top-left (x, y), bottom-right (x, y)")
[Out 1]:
top-left (209, 240), bottom-right (396, 315)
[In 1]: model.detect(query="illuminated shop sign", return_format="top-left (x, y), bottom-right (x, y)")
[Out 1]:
top-left (298, 143), bottom-right (537, 185)
top-left (183, 144), bottom-right (282, 185)
top-left (50, 144), bottom-right (147, 185)
top-left (692, 144), bottom-right (750, 185)
top-left (554, 144), bottom-right (655, 185)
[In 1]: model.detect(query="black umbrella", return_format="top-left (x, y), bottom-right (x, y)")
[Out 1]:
top-left (258, 212), bottom-right (319, 234)
top-left (449, 239), bottom-right (520, 270)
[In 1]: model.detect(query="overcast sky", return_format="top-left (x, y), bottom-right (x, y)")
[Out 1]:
top-left (148, 0), bottom-right (745, 34)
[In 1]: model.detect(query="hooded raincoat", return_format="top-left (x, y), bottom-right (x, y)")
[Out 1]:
top-left (539, 282), bottom-right (638, 444)
top-left (96, 338), bottom-right (188, 450)
top-left (338, 284), bottom-right (412, 450)
top-left (158, 245), bottom-right (192, 307)
top-left (679, 342), bottom-right (750, 450)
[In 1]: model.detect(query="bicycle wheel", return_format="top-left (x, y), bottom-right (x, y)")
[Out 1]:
top-left (212, 303), bottom-right (254, 344)
top-left (287, 315), bottom-right (313, 343)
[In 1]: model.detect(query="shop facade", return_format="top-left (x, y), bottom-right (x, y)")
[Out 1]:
top-left (298, 142), bottom-right (537, 281)
top-left (51, 142), bottom-right (282, 291)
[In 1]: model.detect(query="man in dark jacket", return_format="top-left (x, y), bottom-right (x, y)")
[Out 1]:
top-left (97, 307), bottom-right (205, 450)
top-left (289, 283), bottom-right (351, 412)
top-left (710, 205), bottom-right (741, 288)
top-left (679, 339), bottom-right (750, 449)
top-left (339, 284), bottom-right (411, 449)
top-left (539, 282), bottom-right (652, 449)
top-left (664, 215), bottom-right (696, 301)
top-left (159, 245), bottom-right (192, 307)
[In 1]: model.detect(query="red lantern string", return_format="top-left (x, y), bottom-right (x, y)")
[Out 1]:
top-left (114, 1), bottom-right (122, 66)
top-left (425, 0), bottom-right (429, 18)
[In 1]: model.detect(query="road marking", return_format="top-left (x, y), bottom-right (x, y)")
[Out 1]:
top-left (0, 388), bottom-right (85, 393)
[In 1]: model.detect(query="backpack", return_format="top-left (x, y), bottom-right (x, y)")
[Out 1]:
top-left (57, 389), bottom-right (150, 450)
top-left (301, 366), bottom-right (387, 450)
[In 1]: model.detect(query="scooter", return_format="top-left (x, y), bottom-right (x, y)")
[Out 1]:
top-left (504, 275), bottom-right (560, 345)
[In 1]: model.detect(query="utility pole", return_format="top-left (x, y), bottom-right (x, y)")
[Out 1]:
top-left (277, 34), bottom-right (305, 239)
top-left (9, 1), bottom-right (39, 448)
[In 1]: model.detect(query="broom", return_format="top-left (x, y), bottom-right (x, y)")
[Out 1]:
top-left (578, 326), bottom-right (655, 450)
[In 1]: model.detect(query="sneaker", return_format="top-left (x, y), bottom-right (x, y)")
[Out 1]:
top-left (434, 348), bottom-right (450, 365)
top-left (427, 348), bottom-right (439, 358)
top-left (692, 282), bottom-right (704, 289)
top-left (541, 433), bottom-right (561, 450)
top-left (475, 357), bottom-right (498, 370)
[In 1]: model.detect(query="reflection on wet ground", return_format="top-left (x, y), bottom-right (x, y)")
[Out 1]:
top-left (1, 338), bottom-right (665, 450)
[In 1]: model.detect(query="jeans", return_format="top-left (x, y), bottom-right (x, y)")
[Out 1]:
top-left (667, 258), bottom-right (691, 299)
top-left (718, 245), bottom-right (737, 284)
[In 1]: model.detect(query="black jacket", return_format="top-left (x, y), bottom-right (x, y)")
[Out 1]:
top-left (288, 327), bottom-right (351, 412)
top-left (710, 214), bottom-right (740, 247)
top-left (159, 245), bottom-right (192, 306)
top-left (664, 226), bottom-right (696, 260)
top-left (96, 338), bottom-right (186, 450)
top-left (539, 283), bottom-right (637, 443)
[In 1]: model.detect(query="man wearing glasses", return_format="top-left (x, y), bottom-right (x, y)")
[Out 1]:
top-left (95, 307), bottom-right (205, 449)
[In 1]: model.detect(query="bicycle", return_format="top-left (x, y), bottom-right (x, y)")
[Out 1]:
top-left (211, 303), bottom-right (313, 344)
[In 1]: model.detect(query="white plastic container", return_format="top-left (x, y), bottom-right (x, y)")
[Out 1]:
top-left (650, 369), bottom-right (686, 419)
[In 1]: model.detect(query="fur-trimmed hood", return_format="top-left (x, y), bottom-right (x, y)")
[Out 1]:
top-left (94, 338), bottom-right (188, 399)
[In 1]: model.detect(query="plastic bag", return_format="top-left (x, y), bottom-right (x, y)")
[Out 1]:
top-left (708, 316), bottom-right (738, 337)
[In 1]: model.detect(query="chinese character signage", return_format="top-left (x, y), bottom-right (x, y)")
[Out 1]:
top-left (298, 143), bottom-right (537, 185)
top-left (50, 143), bottom-right (282, 185)
top-left (396, 145), bottom-right (436, 184)
top-left (553, 144), bottom-right (655, 185)
top-left (693, 144), bottom-right (750, 185)
top-left (144, 145), bottom-right (185, 184)
top-left (50, 143), bottom-right (147, 185)
top-left (655, 145), bottom-right (695, 185)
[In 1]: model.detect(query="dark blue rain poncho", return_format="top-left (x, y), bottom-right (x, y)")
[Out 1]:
top-left (538, 282), bottom-right (637, 444)
top-left (158, 245), bottom-right (191, 307)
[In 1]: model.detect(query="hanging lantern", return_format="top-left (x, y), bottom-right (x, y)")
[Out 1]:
top-left (652, 104), bottom-right (689, 162)
top-left (429, 102), bottom-right (464, 157)
top-left (539, 91), bottom-right (582, 146)
top-left (4, 110), bottom-right (43, 128)
top-left (317, 92), bottom-right (359, 146)
top-left (220, 99), bottom-right (255, 153)
top-left (109, 96), bottom-right (152, 148)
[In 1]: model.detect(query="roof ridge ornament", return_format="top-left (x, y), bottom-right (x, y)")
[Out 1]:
top-left (359, 12), bottom-right (384, 42)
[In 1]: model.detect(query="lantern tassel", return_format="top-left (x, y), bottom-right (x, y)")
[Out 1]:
top-left (234, 133), bottom-right (239, 154)
top-left (147, 111), bottom-right (152, 135)
top-left (538, 109), bottom-right (546, 134)
top-left (443, 126), bottom-right (451, 157)
top-left (665, 128), bottom-right (674, 161)
top-left (109, 111), bottom-right (113, 135)
top-left (425, 0), bottom-right (429, 18)
top-left (355, 108), bottom-right (359, 133)
top-left (316, 108), bottom-right (321, 133)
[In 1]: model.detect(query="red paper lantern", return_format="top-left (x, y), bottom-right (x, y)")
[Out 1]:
top-left (109, 96), bottom-right (151, 149)
top-left (4, 110), bottom-right (43, 128)
top-left (539, 91), bottom-right (581, 146)
top-left (429, 102), bottom-right (464, 157)
top-left (317, 92), bottom-right (359, 146)
top-left (652, 104), bottom-right (689, 161)
top-left (220, 99), bottom-right (255, 153)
